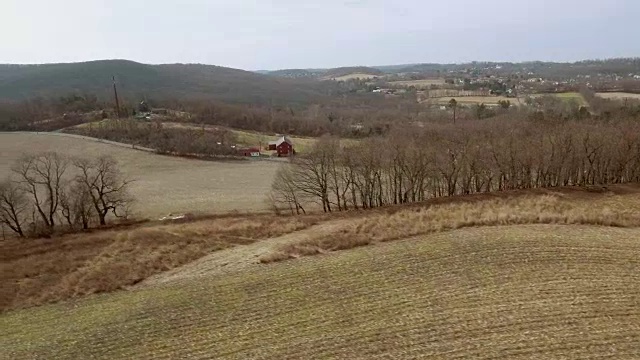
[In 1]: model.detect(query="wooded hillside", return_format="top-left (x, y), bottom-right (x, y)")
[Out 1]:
top-left (0, 60), bottom-right (336, 106)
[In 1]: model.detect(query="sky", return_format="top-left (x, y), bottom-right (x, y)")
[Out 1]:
top-left (2, 0), bottom-right (640, 70)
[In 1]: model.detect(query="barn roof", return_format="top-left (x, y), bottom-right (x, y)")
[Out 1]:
top-left (269, 136), bottom-right (293, 147)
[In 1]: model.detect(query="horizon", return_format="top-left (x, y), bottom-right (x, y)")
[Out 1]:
top-left (2, 56), bottom-right (639, 73)
top-left (3, 0), bottom-right (640, 70)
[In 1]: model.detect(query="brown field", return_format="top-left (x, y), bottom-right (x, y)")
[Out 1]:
top-left (3, 224), bottom-right (640, 358)
top-left (596, 92), bottom-right (640, 100)
top-left (0, 213), bottom-right (322, 312)
top-left (3, 186), bottom-right (640, 358)
top-left (390, 78), bottom-right (446, 88)
top-left (0, 133), bottom-right (280, 217)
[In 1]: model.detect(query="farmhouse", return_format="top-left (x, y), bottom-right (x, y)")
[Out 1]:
top-left (268, 136), bottom-right (295, 157)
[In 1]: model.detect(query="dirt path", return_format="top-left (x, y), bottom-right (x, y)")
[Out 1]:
top-left (140, 219), bottom-right (351, 287)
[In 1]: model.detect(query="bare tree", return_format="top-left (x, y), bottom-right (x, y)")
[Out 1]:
top-left (74, 156), bottom-right (133, 226)
top-left (60, 182), bottom-right (95, 230)
top-left (270, 166), bottom-right (306, 215)
top-left (0, 180), bottom-right (29, 237)
top-left (273, 113), bottom-right (640, 216)
top-left (289, 137), bottom-right (336, 213)
top-left (12, 152), bottom-right (69, 231)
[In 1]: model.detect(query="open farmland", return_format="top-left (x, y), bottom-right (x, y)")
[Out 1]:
top-left (3, 187), bottom-right (640, 358)
top-left (390, 78), bottom-right (446, 88)
top-left (3, 224), bottom-right (640, 359)
top-left (596, 92), bottom-right (640, 100)
top-left (0, 133), bottom-right (279, 218)
top-left (0, 213), bottom-right (323, 312)
top-left (424, 95), bottom-right (523, 106)
top-left (73, 120), bottom-right (320, 154)
top-left (230, 129), bottom-right (318, 153)
top-left (230, 129), bottom-right (360, 153)
top-left (530, 92), bottom-right (588, 106)
top-left (322, 73), bottom-right (381, 81)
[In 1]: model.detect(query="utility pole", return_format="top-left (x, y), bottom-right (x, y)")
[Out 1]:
top-left (453, 104), bottom-right (457, 125)
top-left (112, 75), bottom-right (121, 119)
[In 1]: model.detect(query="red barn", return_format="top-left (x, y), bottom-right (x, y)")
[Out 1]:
top-left (268, 136), bottom-right (295, 157)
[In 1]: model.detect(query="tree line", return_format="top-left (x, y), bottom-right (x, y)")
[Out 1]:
top-left (272, 118), bottom-right (640, 214)
top-left (0, 91), bottom-right (424, 138)
top-left (67, 119), bottom-right (239, 158)
top-left (0, 153), bottom-right (132, 238)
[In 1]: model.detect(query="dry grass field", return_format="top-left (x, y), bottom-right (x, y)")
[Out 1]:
top-left (231, 130), bottom-right (360, 154)
top-left (3, 186), bottom-right (640, 358)
top-left (3, 224), bottom-right (640, 359)
top-left (262, 187), bottom-right (640, 262)
top-left (0, 214), bottom-right (322, 312)
top-left (596, 92), bottom-right (640, 100)
top-left (0, 133), bottom-right (279, 218)
top-left (390, 78), bottom-right (446, 88)
top-left (421, 92), bottom-right (586, 107)
top-left (230, 128), bottom-right (318, 153)
top-left (531, 92), bottom-right (588, 106)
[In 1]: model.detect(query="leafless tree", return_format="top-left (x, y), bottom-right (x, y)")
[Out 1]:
top-left (275, 117), bottom-right (640, 215)
top-left (270, 166), bottom-right (306, 215)
top-left (12, 152), bottom-right (69, 231)
top-left (0, 181), bottom-right (29, 237)
top-left (60, 182), bottom-right (95, 230)
top-left (288, 138), bottom-right (336, 212)
top-left (74, 156), bottom-right (133, 226)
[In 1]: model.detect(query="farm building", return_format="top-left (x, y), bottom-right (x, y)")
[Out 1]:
top-left (237, 147), bottom-right (261, 157)
top-left (268, 136), bottom-right (295, 157)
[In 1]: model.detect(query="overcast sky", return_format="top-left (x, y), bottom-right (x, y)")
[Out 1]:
top-left (2, 0), bottom-right (639, 70)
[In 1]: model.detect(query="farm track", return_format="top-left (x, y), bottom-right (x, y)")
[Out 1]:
top-left (3, 225), bottom-right (640, 359)
top-left (141, 218), bottom-right (354, 286)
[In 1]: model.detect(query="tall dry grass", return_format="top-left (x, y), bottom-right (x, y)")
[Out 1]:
top-left (0, 214), bottom-right (320, 312)
top-left (261, 194), bottom-right (640, 263)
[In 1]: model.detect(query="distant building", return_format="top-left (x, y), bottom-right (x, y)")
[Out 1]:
top-left (237, 147), bottom-right (261, 157)
top-left (268, 136), bottom-right (294, 157)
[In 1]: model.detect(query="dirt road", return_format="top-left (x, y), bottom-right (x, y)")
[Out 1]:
top-left (140, 219), bottom-right (351, 287)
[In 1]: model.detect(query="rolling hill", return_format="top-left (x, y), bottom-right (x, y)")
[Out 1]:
top-left (3, 224), bottom-right (640, 359)
top-left (0, 60), bottom-right (335, 105)
top-left (3, 187), bottom-right (640, 358)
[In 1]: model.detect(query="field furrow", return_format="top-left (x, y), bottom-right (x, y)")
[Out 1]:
top-left (3, 225), bottom-right (640, 359)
